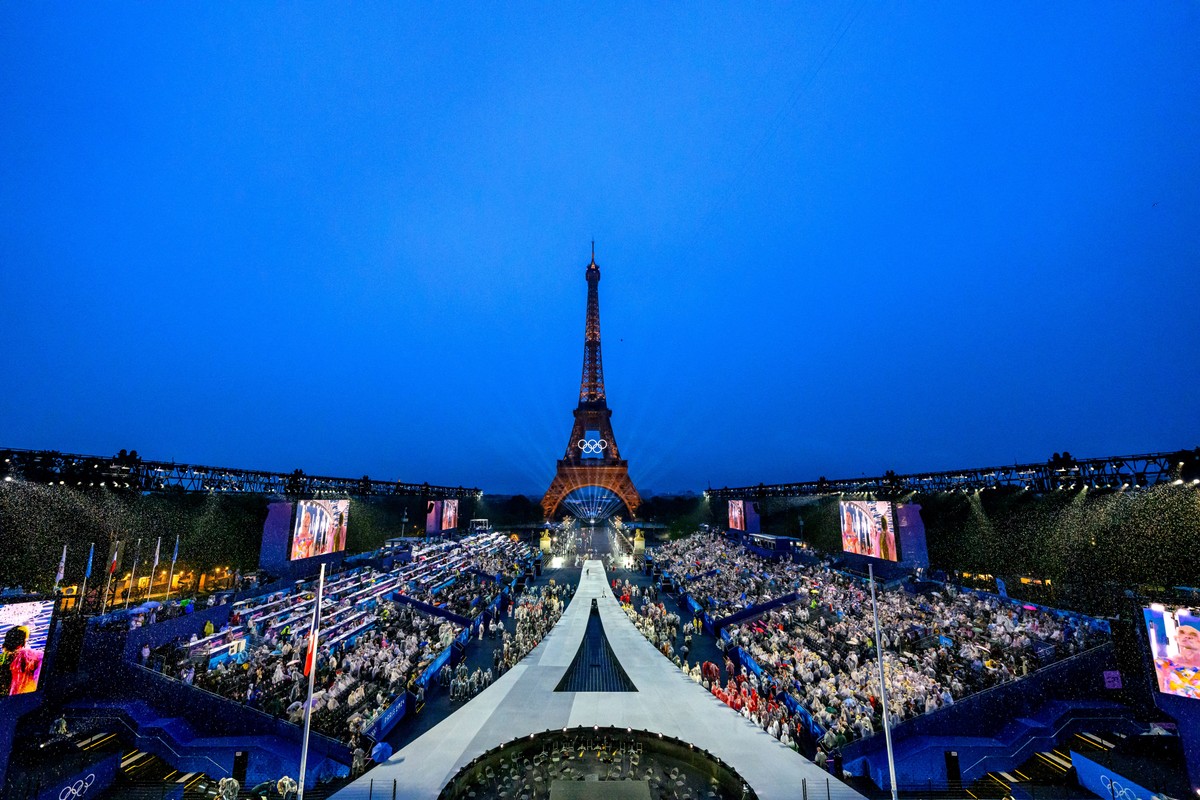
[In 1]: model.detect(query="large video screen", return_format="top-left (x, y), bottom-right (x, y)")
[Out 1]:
top-left (1144, 604), bottom-right (1200, 700)
top-left (289, 500), bottom-right (349, 560)
top-left (0, 599), bottom-right (52, 696)
top-left (442, 499), bottom-right (459, 530)
top-left (839, 500), bottom-right (897, 561)
top-left (728, 500), bottom-right (745, 531)
top-left (426, 500), bottom-right (443, 535)
top-left (894, 503), bottom-right (930, 568)
top-left (744, 501), bottom-right (761, 534)
top-left (259, 501), bottom-right (294, 570)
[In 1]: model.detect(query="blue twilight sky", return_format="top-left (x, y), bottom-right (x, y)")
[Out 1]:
top-left (2, 4), bottom-right (1198, 495)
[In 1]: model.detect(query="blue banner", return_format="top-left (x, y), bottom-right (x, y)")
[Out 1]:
top-left (38, 752), bottom-right (122, 800)
top-left (390, 592), bottom-right (472, 627)
top-left (364, 695), bottom-right (407, 740)
top-left (1071, 750), bottom-right (1156, 800)
top-left (419, 646), bottom-right (454, 687)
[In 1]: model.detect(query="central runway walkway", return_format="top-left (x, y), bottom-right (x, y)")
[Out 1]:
top-left (333, 560), bottom-right (864, 800)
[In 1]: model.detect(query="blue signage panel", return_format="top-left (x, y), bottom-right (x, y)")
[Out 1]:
top-left (1072, 750), bottom-right (1157, 800)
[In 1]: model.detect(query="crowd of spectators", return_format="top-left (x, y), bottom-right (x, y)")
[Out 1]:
top-left (704, 671), bottom-right (814, 753)
top-left (616, 574), bottom-right (817, 755)
top-left (157, 597), bottom-right (458, 747)
top-left (493, 582), bottom-right (572, 674)
top-left (652, 532), bottom-right (1110, 755)
top-left (404, 573), bottom-right (502, 619)
top-left (141, 533), bottom-right (534, 748)
top-left (469, 539), bottom-right (529, 580)
top-left (653, 534), bottom-right (802, 613)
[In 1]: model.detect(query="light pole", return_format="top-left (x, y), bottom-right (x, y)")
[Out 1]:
top-left (869, 563), bottom-right (899, 800)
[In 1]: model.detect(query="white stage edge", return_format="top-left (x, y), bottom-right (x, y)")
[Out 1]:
top-left (332, 560), bottom-right (865, 800)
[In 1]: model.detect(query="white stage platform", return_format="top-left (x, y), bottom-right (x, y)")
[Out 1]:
top-left (332, 561), bottom-right (864, 800)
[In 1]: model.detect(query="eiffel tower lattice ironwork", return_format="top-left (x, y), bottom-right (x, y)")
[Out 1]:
top-left (541, 246), bottom-right (641, 520)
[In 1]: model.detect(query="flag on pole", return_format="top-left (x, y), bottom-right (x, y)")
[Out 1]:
top-left (297, 563), bottom-right (325, 800)
top-left (84, 543), bottom-right (95, 579)
top-left (152, 537), bottom-right (161, 573)
top-left (108, 541), bottom-right (122, 575)
top-left (164, 534), bottom-right (180, 604)
top-left (303, 616), bottom-right (319, 676)
top-left (55, 544), bottom-right (67, 587)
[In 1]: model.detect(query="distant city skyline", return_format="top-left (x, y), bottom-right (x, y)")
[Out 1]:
top-left (2, 5), bottom-right (1197, 495)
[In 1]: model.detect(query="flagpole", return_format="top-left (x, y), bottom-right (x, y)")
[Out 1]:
top-left (147, 537), bottom-right (161, 601)
top-left (79, 543), bottom-right (94, 616)
top-left (101, 541), bottom-right (119, 616)
top-left (869, 563), bottom-right (899, 800)
top-left (164, 535), bottom-right (179, 604)
top-left (127, 538), bottom-right (143, 610)
top-left (298, 563), bottom-right (326, 800)
top-left (54, 544), bottom-right (67, 594)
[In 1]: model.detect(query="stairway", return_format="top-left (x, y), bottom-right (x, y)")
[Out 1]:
top-left (105, 749), bottom-right (209, 800)
top-left (966, 729), bottom-right (1120, 799)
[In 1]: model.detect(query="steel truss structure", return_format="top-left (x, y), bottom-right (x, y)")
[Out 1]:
top-left (707, 449), bottom-right (1200, 499)
top-left (0, 447), bottom-right (480, 498)
top-left (542, 247), bottom-right (641, 519)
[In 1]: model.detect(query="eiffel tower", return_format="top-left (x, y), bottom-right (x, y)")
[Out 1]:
top-left (541, 245), bottom-right (641, 520)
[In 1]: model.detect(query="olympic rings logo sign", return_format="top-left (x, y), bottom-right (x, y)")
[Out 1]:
top-left (1099, 775), bottom-right (1142, 800)
top-left (577, 439), bottom-right (608, 454)
top-left (59, 774), bottom-right (96, 800)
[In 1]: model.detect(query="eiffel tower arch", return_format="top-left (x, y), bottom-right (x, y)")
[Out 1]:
top-left (542, 246), bottom-right (642, 520)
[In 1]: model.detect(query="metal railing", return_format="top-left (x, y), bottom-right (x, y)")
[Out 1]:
top-left (63, 711), bottom-right (230, 777)
top-left (128, 664), bottom-right (350, 754)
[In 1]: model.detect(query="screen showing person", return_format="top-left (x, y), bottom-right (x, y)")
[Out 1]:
top-left (0, 600), bottom-right (52, 696)
top-left (442, 499), bottom-right (459, 530)
top-left (839, 500), bottom-right (897, 561)
top-left (288, 499), bottom-right (350, 560)
top-left (728, 500), bottom-right (745, 531)
top-left (1144, 605), bottom-right (1200, 700)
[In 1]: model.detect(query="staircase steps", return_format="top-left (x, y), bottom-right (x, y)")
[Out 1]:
top-left (969, 735), bottom-right (1111, 799)
top-left (109, 749), bottom-right (210, 800)
top-left (78, 732), bottom-right (120, 751)
top-left (1072, 731), bottom-right (1115, 752)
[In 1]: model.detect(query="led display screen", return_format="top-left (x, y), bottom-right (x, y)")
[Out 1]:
top-left (1144, 604), bottom-right (1200, 700)
top-left (728, 499), bottom-right (745, 531)
top-left (894, 503), bottom-right (930, 568)
top-left (259, 501), bottom-right (294, 571)
top-left (442, 499), bottom-right (459, 530)
top-left (426, 500), bottom-right (443, 535)
top-left (744, 501), bottom-right (761, 534)
top-left (289, 499), bottom-right (349, 560)
top-left (0, 599), bottom-right (52, 696)
top-left (839, 500), bottom-right (897, 561)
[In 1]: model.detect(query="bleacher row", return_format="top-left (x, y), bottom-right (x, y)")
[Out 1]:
top-left (178, 534), bottom-right (525, 666)
top-left (139, 532), bottom-right (533, 748)
top-left (649, 532), bottom-right (1112, 757)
